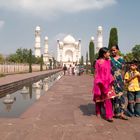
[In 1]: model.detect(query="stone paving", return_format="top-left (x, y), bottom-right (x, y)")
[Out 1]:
top-left (0, 73), bottom-right (140, 140)
top-left (0, 69), bottom-right (60, 86)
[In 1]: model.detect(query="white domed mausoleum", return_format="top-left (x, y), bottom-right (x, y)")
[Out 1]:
top-left (57, 35), bottom-right (81, 66)
top-left (34, 26), bottom-right (103, 68)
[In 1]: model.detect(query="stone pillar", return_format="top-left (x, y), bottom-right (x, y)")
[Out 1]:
top-left (97, 26), bottom-right (103, 53)
top-left (35, 26), bottom-right (41, 57)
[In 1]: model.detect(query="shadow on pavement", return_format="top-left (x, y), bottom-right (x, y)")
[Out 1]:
top-left (79, 103), bottom-right (96, 116)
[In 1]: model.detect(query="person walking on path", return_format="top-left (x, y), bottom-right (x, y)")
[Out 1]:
top-left (68, 64), bottom-right (73, 75)
top-left (124, 60), bottom-right (140, 117)
top-left (63, 64), bottom-right (67, 75)
top-left (93, 47), bottom-right (115, 122)
top-left (110, 45), bottom-right (128, 120)
top-left (74, 64), bottom-right (80, 76)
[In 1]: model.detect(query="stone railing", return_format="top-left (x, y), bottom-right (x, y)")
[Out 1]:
top-left (0, 63), bottom-right (47, 74)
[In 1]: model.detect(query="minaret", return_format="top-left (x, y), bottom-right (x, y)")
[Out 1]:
top-left (57, 39), bottom-right (60, 62)
top-left (44, 36), bottom-right (48, 54)
top-left (35, 26), bottom-right (41, 57)
top-left (43, 36), bottom-right (49, 65)
top-left (97, 26), bottom-right (103, 53)
top-left (91, 36), bottom-right (94, 42)
top-left (57, 39), bottom-right (63, 62)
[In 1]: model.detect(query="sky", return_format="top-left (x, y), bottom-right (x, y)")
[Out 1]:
top-left (0, 0), bottom-right (140, 59)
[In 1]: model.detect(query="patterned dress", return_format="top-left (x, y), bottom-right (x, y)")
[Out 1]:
top-left (111, 57), bottom-right (126, 115)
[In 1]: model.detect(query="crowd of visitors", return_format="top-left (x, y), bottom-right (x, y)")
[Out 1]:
top-left (63, 63), bottom-right (84, 76)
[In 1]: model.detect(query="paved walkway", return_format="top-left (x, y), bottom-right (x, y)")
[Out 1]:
top-left (0, 69), bottom-right (60, 86)
top-left (0, 74), bottom-right (140, 140)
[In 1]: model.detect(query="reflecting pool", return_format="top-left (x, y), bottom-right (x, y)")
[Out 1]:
top-left (0, 71), bottom-right (63, 118)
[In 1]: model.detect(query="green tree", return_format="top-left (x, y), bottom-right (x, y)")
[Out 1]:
top-left (132, 45), bottom-right (140, 61)
top-left (108, 28), bottom-right (118, 50)
top-left (86, 52), bottom-right (88, 74)
top-left (124, 52), bottom-right (134, 62)
top-left (8, 48), bottom-right (30, 63)
top-left (0, 54), bottom-right (4, 63)
top-left (49, 59), bottom-right (52, 69)
top-left (16, 48), bottom-right (29, 63)
top-left (52, 57), bottom-right (56, 69)
top-left (28, 49), bottom-right (32, 73)
top-left (40, 54), bottom-right (43, 71)
top-left (7, 54), bottom-right (18, 63)
top-left (80, 55), bottom-right (84, 65)
top-left (89, 40), bottom-right (95, 74)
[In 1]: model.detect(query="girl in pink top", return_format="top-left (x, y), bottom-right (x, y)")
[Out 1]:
top-left (93, 47), bottom-right (114, 122)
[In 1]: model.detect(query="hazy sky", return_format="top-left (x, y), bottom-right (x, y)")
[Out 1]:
top-left (0, 0), bottom-right (139, 58)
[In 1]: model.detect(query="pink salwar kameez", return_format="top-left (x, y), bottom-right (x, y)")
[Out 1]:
top-left (93, 59), bottom-right (114, 119)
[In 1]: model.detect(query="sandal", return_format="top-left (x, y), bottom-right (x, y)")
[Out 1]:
top-left (120, 115), bottom-right (128, 120)
top-left (106, 118), bottom-right (113, 122)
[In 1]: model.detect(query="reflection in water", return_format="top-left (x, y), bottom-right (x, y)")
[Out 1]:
top-left (4, 103), bottom-right (13, 112)
top-left (20, 86), bottom-right (29, 100)
top-left (29, 84), bottom-right (32, 99)
top-left (21, 92), bottom-right (29, 100)
top-left (32, 81), bottom-right (42, 100)
top-left (43, 82), bottom-right (49, 92)
top-left (35, 88), bottom-right (41, 100)
top-left (43, 77), bottom-right (49, 83)
top-left (3, 94), bottom-right (15, 104)
top-left (32, 82), bottom-right (40, 88)
top-left (38, 80), bottom-right (43, 86)
top-left (21, 86), bottom-right (29, 94)
top-left (0, 71), bottom-right (63, 117)
top-left (3, 94), bottom-right (16, 112)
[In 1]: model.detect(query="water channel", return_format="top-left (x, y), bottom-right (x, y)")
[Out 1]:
top-left (0, 71), bottom-right (63, 118)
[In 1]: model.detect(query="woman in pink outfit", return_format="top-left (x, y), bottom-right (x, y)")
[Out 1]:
top-left (93, 47), bottom-right (114, 122)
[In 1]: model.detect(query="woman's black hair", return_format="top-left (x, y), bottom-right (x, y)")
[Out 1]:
top-left (97, 47), bottom-right (109, 59)
top-left (111, 44), bottom-right (119, 50)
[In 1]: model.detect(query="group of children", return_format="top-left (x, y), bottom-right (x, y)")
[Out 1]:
top-left (93, 46), bottom-right (140, 122)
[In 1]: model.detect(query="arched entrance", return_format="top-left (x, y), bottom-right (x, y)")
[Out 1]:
top-left (65, 50), bottom-right (73, 62)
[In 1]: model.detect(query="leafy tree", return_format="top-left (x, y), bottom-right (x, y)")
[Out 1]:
top-left (28, 49), bottom-right (32, 73)
top-left (86, 52), bottom-right (88, 74)
top-left (8, 48), bottom-right (30, 63)
top-left (0, 54), bottom-right (4, 63)
top-left (124, 53), bottom-right (134, 62)
top-left (7, 54), bottom-right (18, 63)
top-left (40, 54), bottom-right (43, 71)
top-left (89, 40), bottom-right (95, 74)
top-left (80, 55), bottom-right (84, 65)
top-left (108, 28), bottom-right (118, 50)
top-left (52, 57), bottom-right (56, 69)
top-left (7, 48), bottom-right (42, 64)
top-left (16, 48), bottom-right (29, 63)
top-left (132, 45), bottom-right (140, 61)
top-left (49, 59), bottom-right (52, 69)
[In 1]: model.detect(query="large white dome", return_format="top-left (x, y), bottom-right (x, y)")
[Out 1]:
top-left (63, 35), bottom-right (75, 44)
